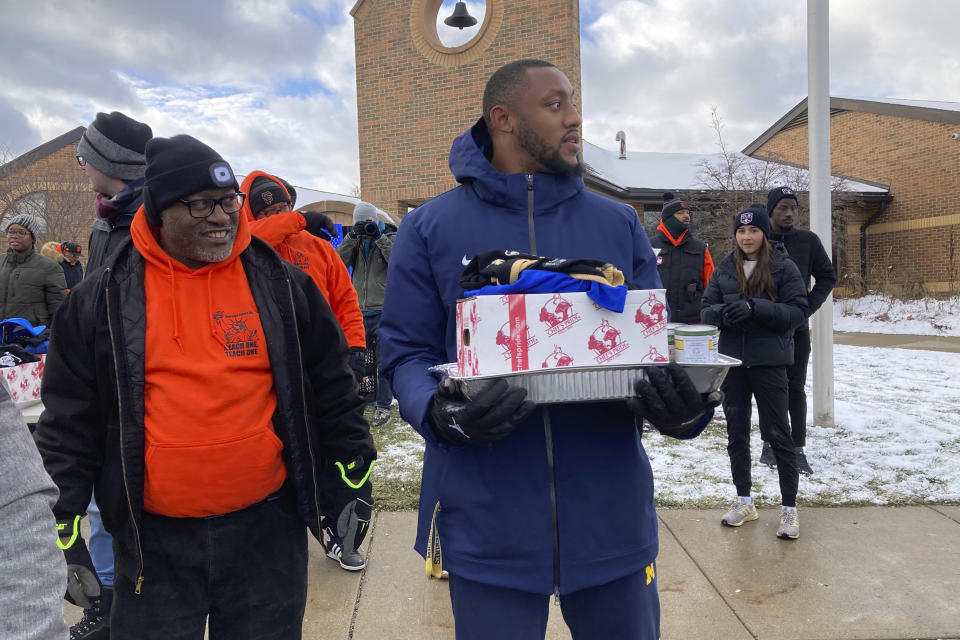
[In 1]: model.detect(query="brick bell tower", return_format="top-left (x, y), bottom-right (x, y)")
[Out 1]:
top-left (350, 0), bottom-right (582, 220)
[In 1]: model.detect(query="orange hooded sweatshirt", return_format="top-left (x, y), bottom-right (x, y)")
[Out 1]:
top-left (655, 220), bottom-right (715, 288)
top-left (240, 171), bottom-right (365, 349)
top-left (130, 207), bottom-right (286, 518)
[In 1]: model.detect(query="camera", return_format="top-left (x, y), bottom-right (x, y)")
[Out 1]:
top-left (356, 219), bottom-right (380, 237)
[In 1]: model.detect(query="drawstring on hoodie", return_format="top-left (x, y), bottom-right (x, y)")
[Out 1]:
top-left (163, 256), bottom-right (186, 354)
top-left (207, 271), bottom-right (226, 347)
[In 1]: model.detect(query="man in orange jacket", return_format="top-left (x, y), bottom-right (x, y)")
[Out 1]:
top-left (240, 171), bottom-right (365, 351)
top-left (35, 135), bottom-right (376, 638)
top-left (649, 192), bottom-right (714, 324)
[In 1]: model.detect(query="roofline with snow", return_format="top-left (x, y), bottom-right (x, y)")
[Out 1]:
top-left (743, 97), bottom-right (960, 156)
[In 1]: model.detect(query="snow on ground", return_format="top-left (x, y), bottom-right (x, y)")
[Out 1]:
top-left (386, 343), bottom-right (960, 507)
top-left (833, 294), bottom-right (960, 336)
top-left (645, 343), bottom-right (960, 506)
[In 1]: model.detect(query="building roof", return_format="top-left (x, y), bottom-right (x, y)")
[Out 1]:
top-left (742, 96), bottom-right (960, 156)
top-left (0, 127), bottom-right (84, 182)
top-left (582, 139), bottom-right (888, 198)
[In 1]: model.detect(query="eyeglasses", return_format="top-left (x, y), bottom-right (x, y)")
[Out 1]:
top-left (260, 202), bottom-right (292, 216)
top-left (76, 155), bottom-right (86, 167)
top-left (178, 193), bottom-right (246, 219)
top-left (7, 229), bottom-right (30, 237)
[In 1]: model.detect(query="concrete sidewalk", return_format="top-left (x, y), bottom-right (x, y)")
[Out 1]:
top-left (833, 331), bottom-right (960, 353)
top-left (303, 506), bottom-right (960, 639)
top-left (64, 508), bottom-right (960, 638)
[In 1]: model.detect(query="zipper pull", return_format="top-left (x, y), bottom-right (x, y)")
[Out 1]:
top-left (134, 575), bottom-right (144, 595)
top-left (553, 587), bottom-right (561, 606)
top-left (527, 174), bottom-right (534, 190)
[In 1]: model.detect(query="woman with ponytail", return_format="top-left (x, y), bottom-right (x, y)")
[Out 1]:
top-left (701, 204), bottom-right (809, 539)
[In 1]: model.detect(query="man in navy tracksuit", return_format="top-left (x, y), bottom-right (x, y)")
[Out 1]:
top-left (380, 60), bottom-right (715, 640)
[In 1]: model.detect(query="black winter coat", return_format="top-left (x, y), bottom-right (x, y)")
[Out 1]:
top-left (770, 227), bottom-right (836, 318)
top-left (701, 252), bottom-right (809, 366)
top-left (34, 236), bottom-right (375, 588)
top-left (649, 230), bottom-right (709, 324)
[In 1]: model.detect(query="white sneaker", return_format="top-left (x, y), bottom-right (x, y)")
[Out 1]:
top-left (720, 497), bottom-right (759, 527)
top-left (777, 507), bottom-right (800, 539)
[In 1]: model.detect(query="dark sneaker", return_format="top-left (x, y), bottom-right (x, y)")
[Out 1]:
top-left (324, 526), bottom-right (366, 571)
top-left (759, 441), bottom-right (776, 468)
top-left (70, 588), bottom-right (112, 640)
top-left (796, 448), bottom-right (814, 476)
top-left (372, 408), bottom-right (391, 427)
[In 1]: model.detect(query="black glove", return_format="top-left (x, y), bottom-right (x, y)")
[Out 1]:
top-left (626, 364), bottom-right (721, 437)
top-left (301, 210), bottom-right (338, 242)
top-left (347, 347), bottom-right (367, 385)
top-left (722, 299), bottom-right (753, 326)
top-left (350, 218), bottom-right (381, 239)
top-left (57, 516), bottom-right (102, 608)
top-left (429, 377), bottom-right (535, 446)
top-left (324, 456), bottom-right (375, 567)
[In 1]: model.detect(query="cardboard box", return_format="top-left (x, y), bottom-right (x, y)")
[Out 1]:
top-left (456, 290), bottom-right (669, 376)
top-left (0, 355), bottom-right (45, 407)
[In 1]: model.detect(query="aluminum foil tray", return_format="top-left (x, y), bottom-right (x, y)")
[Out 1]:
top-left (428, 355), bottom-right (741, 405)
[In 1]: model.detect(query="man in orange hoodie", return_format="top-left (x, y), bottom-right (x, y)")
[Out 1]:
top-left (240, 171), bottom-right (365, 350)
top-left (35, 135), bottom-right (376, 639)
top-left (649, 192), bottom-right (714, 324)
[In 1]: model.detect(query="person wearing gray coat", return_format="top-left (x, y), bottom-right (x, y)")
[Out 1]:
top-left (0, 385), bottom-right (69, 640)
top-left (0, 215), bottom-right (66, 328)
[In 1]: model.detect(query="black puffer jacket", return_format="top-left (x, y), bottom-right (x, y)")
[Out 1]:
top-left (701, 252), bottom-right (809, 366)
top-left (34, 236), bottom-right (375, 588)
top-left (0, 249), bottom-right (66, 326)
top-left (770, 227), bottom-right (836, 316)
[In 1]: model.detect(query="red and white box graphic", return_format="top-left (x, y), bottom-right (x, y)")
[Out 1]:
top-left (0, 355), bottom-right (46, 406)
top-left (456, 290), bottom-right (668, 376)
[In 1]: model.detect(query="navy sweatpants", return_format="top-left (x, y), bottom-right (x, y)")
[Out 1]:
top-left (448, 568), bottom-right (660, 639)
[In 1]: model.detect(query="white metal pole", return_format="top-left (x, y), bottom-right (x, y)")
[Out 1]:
top-left (808, 0), bottom-right (834, 427)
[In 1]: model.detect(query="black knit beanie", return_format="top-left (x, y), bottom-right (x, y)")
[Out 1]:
top-left (142, 135), bottom-right (238, 226)
top-left (661, 192), bottom-right (688, 220)
top-left (733, 204), bottom-right (771, 238)
top-left (76, 112), bottom-right (153, 181)
top-left (766, 186), bottom-right (798, 215)
top-left (249, 176), bottom-right (291, 216)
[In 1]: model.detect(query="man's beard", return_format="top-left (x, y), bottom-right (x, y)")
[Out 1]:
top-left (516, 119), bottom-right (583, 178)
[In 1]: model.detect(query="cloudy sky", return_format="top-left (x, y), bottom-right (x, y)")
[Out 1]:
top-left (1, 0), bottom-right (957, 194)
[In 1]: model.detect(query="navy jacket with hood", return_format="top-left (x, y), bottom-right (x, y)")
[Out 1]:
top-left (379, 119), bottom-right (668, 596)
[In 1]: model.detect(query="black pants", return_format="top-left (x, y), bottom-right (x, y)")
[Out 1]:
top-left (111, 496), bottom-right (308, 640)
top-left (786, 329), bottom-right (811, 447)
top-left (721, 366), bottom-right (799, 507)
top-left (448, 569), bottom-right (660, 639)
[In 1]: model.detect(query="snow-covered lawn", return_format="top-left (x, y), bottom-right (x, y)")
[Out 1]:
top-left (833, 294), bottom-right (960, 336)
top-left (647, 343), bottom-right (960, 506)
top-left (377, 342), bottom-right (960, 508)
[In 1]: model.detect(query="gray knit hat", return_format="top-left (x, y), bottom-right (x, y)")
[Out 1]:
top-left (6, 214), bottom-right (43, 242)
top-left (353, 202), bottom-right (378, 224)
top-left (77, 111), bottom-right (153, 181)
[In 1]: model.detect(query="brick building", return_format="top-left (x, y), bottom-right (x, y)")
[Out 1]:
top-left (350, 0), bottom-right (581, 219)
top-left (744, 97), bottom-right (960, 295)
top-left (0, 128), bottom-right (92, 258)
